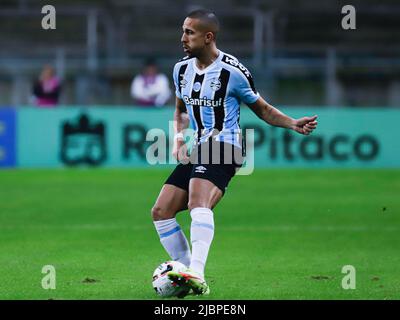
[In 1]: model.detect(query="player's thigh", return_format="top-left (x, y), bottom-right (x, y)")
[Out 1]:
top-left (187, 178), bottom-right (223, 211)
top-left (151, 184), bottom-right (188, 221)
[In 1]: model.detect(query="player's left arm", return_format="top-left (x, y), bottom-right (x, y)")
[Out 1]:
top-left (247, 97), bottom-right (318, 135)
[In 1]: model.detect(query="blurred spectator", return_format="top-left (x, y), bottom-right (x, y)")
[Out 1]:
top-left (32, 65), bottom-right (61, 107)
top-left (130, 58), bottom-right (171, 107)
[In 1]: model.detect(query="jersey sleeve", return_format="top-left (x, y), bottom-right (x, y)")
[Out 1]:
top-left (172, 64), bottom-right (182, 99)
top-left (232, 67), bottom-right (259, 105)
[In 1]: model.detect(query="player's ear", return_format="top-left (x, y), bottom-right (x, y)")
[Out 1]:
top-left (205, 32), bottom-right (214, 44)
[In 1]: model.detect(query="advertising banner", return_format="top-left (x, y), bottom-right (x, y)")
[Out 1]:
top-left (15, 107), bottom-right (400, 168)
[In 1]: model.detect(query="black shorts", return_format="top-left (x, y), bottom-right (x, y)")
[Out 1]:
top-left (164, 141), bottom-right (243, 194)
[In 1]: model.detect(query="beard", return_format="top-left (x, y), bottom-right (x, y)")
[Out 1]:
top-left (184, 46), bottom-right (200, 58)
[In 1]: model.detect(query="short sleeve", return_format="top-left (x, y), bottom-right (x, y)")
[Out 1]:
top-left (232, 67), bottom-right (259, 105)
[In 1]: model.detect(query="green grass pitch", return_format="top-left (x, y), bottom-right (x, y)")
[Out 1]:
top-left (0, 168), bottom-right (399, 300)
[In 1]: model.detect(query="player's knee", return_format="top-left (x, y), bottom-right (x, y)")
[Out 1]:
top-left (151, 206), bottom-right (173, 221)
top-left (151, 206), bottom-right (163, 221)
top-left (187, 201), bottom-right (206, 211)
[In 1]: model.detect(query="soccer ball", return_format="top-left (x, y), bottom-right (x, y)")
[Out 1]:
top-left (152, 261), bottom-right (188, 297)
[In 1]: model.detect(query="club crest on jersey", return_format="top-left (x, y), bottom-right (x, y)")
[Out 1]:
top-left (193, 82), bottom-right (202, 92)
top-left (210, 78), bottom-right (221, 91)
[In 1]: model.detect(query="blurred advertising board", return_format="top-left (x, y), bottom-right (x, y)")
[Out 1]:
top-left (11, 107), bottom-right (400, 168)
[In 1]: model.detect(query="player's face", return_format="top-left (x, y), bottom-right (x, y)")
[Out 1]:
top-left (181, 18), bottom-right (208, 57)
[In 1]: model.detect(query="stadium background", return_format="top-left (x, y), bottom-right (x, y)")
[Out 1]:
top-left (0, 0), bottom-right (399, 300)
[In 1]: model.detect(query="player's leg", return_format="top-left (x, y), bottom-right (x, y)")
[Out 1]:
top-left (168, 143), bottom-right (240, 295)
top-left (151, 184), bottom-right (188, 221)
top-left (151, 164), bottom-right (192, 267)
top-left (152, 184), bottom-right (191, 267)
top-left (187, 177), bottom-right (222, 277)
top-left (183, 142), bottom-right (239, 294)
top-left (185, 178), bottom-right (223, 294)
top-left (168, 178), bottom-right (223, 295)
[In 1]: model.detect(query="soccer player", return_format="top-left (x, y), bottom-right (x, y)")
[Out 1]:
top-left (151, 9), bottom-right (318, 296)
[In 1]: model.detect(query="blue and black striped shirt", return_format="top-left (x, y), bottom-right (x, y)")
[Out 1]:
top-left (173, 50), bottom-right (259, 148)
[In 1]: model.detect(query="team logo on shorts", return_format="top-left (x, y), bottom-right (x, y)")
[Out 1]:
top-left (194, 166), bottom-right (207, 173)
top-left (210, 78), bottom-right (221, 91)
top-left (193, 82), bottom-right (202, 92)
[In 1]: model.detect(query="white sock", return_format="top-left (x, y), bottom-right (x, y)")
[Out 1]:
top-left (154, 218), bottom-right (191, 267)
top-left (189, 207), bottom-right (215, 277)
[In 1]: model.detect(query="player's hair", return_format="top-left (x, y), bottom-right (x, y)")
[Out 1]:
top-left (186, 9), bottom-right (220, 40)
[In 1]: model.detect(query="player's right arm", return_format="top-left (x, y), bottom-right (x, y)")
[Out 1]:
top-left (172, 97), bottom-right (190, 162)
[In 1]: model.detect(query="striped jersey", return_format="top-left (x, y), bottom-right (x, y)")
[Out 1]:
top-left (173, 50), bottom-right (259, 148)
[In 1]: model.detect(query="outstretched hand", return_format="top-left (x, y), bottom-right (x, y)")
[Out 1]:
top-left (291, 115), bottom-right (318, 135)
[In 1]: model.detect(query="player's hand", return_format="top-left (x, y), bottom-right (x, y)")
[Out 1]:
top-left (172, 140), bottom-right (190, 164)
top-left (291, 115), bottom-right (318, 135)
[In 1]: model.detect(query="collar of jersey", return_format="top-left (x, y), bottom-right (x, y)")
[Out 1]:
top-left (192, 50), bottom-right (223, 75)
